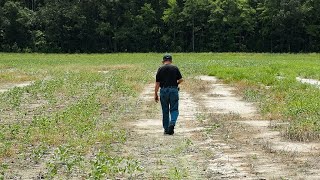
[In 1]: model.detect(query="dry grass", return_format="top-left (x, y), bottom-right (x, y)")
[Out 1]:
top-left (181, 78), bottom-right (211, 95)
top-left (0, 71), bottom-right (35, 83)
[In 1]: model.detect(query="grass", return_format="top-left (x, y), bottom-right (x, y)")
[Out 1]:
top-left (205, 53), bottom-right (320, 141)
top-left (0, 53), bottom-right (320, 178)
top-left (0, 53), bottom-right (155, 178)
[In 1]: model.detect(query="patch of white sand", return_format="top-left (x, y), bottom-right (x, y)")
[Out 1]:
top-left (98, 70), bottom-right (109, 74)
top-left (196, 75), bottom-right (218, 82)
top-left (0, 81), bottom-right (34, 93)
top-left (296, 77), bottom-right (320, 88)
top-left (197, 76), bottom-right (257, 118)
top-left (239, 120), bottom-right (320, 153)
top-left (139, 84), bottom-right (154, 101)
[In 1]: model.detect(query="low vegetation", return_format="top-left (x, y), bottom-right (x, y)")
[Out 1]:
top-left (205, 53), bottom-right (320, 141)
top-left (0, 53), bottom-right (154, 179)
top-left (0, 53), bottom-right (319, 178)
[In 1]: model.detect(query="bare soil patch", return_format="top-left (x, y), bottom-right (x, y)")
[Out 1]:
top-left (121, 84), bottom-right (207, 179)
top-left (0, 81), bottom-right (34, 93)
top-left (121, 75), bottom-right (320, 179)
top-left (196, 76), bottom-right (257, 119)
top-left (97, 70), bottom-right (109, 74)
top-left (239, 120), bottom-right (320, 153)
top-left (296, 77), bottom-right (320, 88)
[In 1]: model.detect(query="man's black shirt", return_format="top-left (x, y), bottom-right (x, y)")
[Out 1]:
top-left (156, 64), bottom-right (182, 88)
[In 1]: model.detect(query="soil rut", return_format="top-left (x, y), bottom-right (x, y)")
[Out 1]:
top-left (122, 85), bottom-right (207, 179)
top-left (123, 76), bottom-right (320, 179)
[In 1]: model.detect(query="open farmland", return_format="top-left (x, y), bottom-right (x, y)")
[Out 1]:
top-left (0, 53), bottom-right (320, 179)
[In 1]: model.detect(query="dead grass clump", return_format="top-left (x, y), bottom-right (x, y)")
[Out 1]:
top-left (285, 128), bottom-right (320, 142)
top-left (182, 78), bottom-right (211, 95)
top-left (0, 71), bottom-right (35, 83)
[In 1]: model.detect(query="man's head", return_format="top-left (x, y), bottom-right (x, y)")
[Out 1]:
top-left (162, 54), bottom-right (172, 63)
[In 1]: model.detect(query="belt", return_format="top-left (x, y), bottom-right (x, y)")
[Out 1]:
top-left (161, 86), bottom-right (178, 88)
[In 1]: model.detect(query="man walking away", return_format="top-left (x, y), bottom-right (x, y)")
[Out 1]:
top-left (154, 54), bottom-right (183, 135)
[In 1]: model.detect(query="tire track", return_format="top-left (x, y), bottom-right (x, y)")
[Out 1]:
top-left (196, 76), bottom-right (320, 179)
top-left (123, 84), bottom-right (208, 179)
top-left (122, 76), bottom-right (320, 179)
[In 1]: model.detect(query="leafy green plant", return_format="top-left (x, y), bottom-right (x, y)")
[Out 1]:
top-left (45, 145), bottom-right (84, 178)
top-left (168, 167), bottom-right (186, 180)
top-left (206, 123), bottom-right (221, 133)
top-left (0, 163), bottom-right (8, 180)
top-left (31, 143), bottom-right (48, 164)
top-left (89, 151), bottom-right (141, 179)
top-left (1, 53), bottom-right (320, 178)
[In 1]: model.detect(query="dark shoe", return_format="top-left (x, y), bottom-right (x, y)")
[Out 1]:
top-left (168, 124), bottom-right (175, 135)
top-left (164, 129), bottom-right (169, 135)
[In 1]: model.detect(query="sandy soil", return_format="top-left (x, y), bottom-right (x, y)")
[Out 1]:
top-left (0, 81), bottom-right (33, 93)
top-left (296, 77), bottom-right (320, 88)
top-left (2, 76), bottom-right (320, 179)
top-left (123, 76), bottom-right (320, 179)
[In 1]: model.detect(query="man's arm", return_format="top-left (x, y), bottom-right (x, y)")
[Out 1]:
top-left (154, 82), bottom-right (160, 103)
top-left (176, 67), bottom-right (183, 85)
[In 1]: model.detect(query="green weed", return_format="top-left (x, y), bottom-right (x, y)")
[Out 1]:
top-left (206, 123), bottom-right (221, 133)
top-left (207, 53), bottom-right (320, 140)
top-left (89, 151), bottom-right (141, 179)
top-left (31, 143), bottom-right (49, 164)
top-left (195, 113), bottom-right (207, 123)
top-left (45, 145), bottom-right (84, 178)
top-left (168, 166), bottom-right (187, 180)
top-left (1, 53), bottom-right (320, 178)
top-left (0, 163), bottom-right (8, 180)
top-left (172, 138), bottom-right (193, 155)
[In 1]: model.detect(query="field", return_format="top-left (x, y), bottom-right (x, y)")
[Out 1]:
top-left (0, 53), bottom-right (320, 179)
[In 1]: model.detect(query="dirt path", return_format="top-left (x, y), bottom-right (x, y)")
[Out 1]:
top-left (121, 84), bottom-right (207, 179)
top-left (122, 76), bottom-right (320, 179)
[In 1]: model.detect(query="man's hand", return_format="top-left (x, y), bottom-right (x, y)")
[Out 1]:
top-left (155, 94), bottom-right (159, 103)
top-left (154, 82), bottom-right (160, 103)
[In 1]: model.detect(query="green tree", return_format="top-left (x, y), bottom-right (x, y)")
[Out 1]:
top-left (39, 0), bottom-right (87, 52)
top-left (181, 0), bottom-right (212, 51)
top-left (208, 0), bottom-right (255, 52)
top-left (0, 0), bottom-right (319, 53)
top-left (2, 1), bottom-right (34, 52)
top-left (258, 0), bottom-right (305, 52)
top-left (0, 6), bottom-right (4, 50)
top-left (304, 0), bottom-right (320, 51)
top-left (162, 0), bottom-right (185, 51)
top-left (134, 3), bottom-right (159, 51)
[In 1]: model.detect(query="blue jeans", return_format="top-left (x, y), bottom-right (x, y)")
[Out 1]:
top-left (160, 87), bottom-right (179, 130)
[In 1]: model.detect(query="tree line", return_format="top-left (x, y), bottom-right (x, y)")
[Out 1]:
top-left (0, 0), bottom-right (319, 53)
